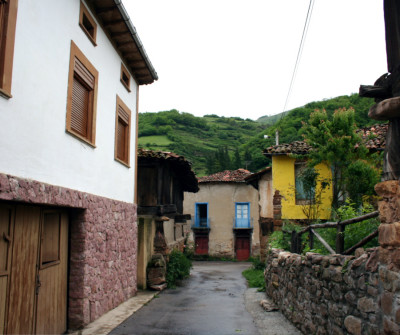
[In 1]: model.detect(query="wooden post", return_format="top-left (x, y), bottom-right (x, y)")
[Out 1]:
top-left (291, 231), bottom-right (298, 253)
top-left (309, 230), bottom-right (314, 250)
top-left (336, 223), bottom-right (345, 254)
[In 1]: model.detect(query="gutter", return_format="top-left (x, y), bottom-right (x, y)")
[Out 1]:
top-left (113, 0), bottom-right (159, 83)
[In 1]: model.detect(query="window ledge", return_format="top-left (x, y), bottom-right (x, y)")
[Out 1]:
top-left (66, 129), bottom-right (96, 148)
top-left (114, 157), bottom-right (130, 168)
top-left (0, 88), bottom-right (12, 99)
top-left (79, 24), bottom-right (97, 47)
top-left (120, 79), bottom-right (131, 92)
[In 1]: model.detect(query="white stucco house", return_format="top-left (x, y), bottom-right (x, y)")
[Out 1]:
top-left (0, 1), bottom-right (157, 333)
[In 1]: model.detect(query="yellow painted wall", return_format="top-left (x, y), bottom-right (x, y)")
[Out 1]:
top-left (272, 156), bottom-right (332, 220)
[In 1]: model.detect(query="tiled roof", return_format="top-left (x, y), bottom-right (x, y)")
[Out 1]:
top-left (138, 148), bottom-right (199, 192)
top-left (356, 123), bottom-right (387, 151)
top-left (263, 123), bottom-right (388, 156)
top-left (244, 167), bottom-right (271, 182)
top-left (263, 141), bottom-right (312, 156)
top-left (198, 169), bottom-right (252, 183)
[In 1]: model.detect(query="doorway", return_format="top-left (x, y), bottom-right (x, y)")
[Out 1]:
top-left (0, 203), bottom-right (68, 334)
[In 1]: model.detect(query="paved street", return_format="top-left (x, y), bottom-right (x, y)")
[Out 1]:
top-left (110, 261), bottom-right (301, 335)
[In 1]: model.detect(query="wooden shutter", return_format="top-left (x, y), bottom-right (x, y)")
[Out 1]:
top-left (0, 1), bottom-right (8, 74)
top-left (115, 97), bottom-right (131, 165)
top-left (70, 58), bottom-right (94, 138)
top-left (117, 105), bottom-right (129, 162)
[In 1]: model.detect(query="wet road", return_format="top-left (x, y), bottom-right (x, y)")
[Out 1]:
top-left (110, 261), bottom-right (259, 335)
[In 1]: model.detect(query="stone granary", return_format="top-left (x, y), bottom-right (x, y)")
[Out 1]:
top-left (184, 169), bottom-right (260, 260)
top-left (136, 149), bottom-right (198, 289)
top-left (0, 0), bottom-right (157, 333)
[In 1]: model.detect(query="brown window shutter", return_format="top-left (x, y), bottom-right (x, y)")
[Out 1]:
top-left (74, 57), bottom-right (94, 89)
top-left (71, 76), bottom-right (89, 137)
top-left (117, 117), bottom-right (127, 161)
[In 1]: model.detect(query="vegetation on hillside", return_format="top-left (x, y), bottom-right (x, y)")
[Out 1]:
top-left (138, 94), bottom-right (379, 176)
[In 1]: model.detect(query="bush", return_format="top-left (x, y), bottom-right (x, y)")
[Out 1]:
top-left (166, 250), bottom-right (192, 288)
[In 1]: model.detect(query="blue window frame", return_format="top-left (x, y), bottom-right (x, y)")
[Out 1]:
top-left (235, 202), bottom-right (250, 228)
top-left (195, 203), bottom-right (209, 228)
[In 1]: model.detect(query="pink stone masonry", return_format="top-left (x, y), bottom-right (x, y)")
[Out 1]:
top-left (0, 173), bottom-right (137, 330)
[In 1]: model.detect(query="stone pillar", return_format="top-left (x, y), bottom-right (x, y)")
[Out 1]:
top-left (375, 180), bottom-right (400, 334)
top-left (375, 180), bottom-right (400, 270)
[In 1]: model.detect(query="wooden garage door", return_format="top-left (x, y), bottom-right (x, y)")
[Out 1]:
top-left (0, 204), bottom-right (68, 334)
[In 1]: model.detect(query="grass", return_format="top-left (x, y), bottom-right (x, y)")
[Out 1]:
top-left (242, 257), bottom-right (266, 291)
top-left (242, 268), bottom-right (265, 291)
top-left (138, 135), bottom-right (172, 147)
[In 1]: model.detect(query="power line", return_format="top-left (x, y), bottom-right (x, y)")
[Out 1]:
top-left (282, 0), bottom-right (315, 115)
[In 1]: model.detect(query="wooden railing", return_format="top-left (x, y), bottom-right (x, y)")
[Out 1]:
top-left (290, 211), bottom-right (379, 255)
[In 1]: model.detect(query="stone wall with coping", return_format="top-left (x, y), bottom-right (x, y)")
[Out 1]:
top-left (0, 173), bottom-right (137, 330)
top-left (265, 248), bottom-right (400, 334)
top-left (265, 180), bottom-right (400, 334)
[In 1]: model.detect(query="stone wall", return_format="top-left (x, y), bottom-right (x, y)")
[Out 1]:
top-left (0, 173), bottom-right (137, 330)
top-left (265, 248), bottom-right (400, 334)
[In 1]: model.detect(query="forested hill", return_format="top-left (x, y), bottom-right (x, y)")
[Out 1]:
top-left (138, 94), bottom-right (377, 177)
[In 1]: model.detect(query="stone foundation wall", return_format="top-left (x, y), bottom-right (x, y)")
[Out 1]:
top-left (0, 173), bottom-right (137, 330)
top-left (265, 248), bottom-right (400, 334)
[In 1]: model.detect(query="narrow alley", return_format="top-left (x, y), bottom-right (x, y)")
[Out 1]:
top-left (109, 262), bottom-right (301, 335)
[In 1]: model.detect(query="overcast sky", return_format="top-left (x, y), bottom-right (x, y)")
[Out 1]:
top-left (125, 1), bottom-right (388, 120)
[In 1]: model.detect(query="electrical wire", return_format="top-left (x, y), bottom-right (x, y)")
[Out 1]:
top-left (281, 0), bottom-right (315, 115)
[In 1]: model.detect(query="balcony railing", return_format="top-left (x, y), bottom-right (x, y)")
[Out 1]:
top-left (233, 217), bottom-right (253, 229)
top-left (192, 218), bottom-right (210, 228)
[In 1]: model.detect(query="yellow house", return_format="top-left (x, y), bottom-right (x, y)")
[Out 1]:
top-left (263, 141), bottom-right (333, 221)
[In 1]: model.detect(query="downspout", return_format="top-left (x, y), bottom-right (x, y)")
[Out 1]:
top-left (113, 0), bottom-right (159, 82)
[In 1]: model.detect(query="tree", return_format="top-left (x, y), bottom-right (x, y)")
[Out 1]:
top-left (233, 148), bottom-right (242, 169)
top-left (301, 108), bottom-right (369, 209)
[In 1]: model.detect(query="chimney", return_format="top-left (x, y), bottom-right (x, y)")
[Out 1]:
top-left (275, 130), bottom-right (279, 145)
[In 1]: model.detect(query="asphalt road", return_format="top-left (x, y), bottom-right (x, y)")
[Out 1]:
top-left (110, 261), bottom-right (301, 335)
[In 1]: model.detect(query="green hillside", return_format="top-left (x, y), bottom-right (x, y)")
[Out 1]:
top-left (138, 94), bottom-right (378, 177)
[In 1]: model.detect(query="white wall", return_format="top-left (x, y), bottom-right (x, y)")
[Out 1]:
top-left (0, 0), bottom-right (140, 203)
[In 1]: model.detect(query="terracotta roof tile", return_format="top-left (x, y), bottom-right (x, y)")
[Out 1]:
top-left (263, 141), bottom-right (312, 156)
top-left (263, 123), bottom-right (388, 156)
top-left (356, 123), bottom-right (387, 151)
top-left (198, 169), bottom-right (252, 183)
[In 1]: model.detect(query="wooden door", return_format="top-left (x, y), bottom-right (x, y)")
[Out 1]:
top-left (7, 205), bottom-right (41, 334)
top-left (195, 235), bottom-right (208, 255)
top-left (35, 211), bottom-right (68, 334)
top-left (1, 204), bottom-right (68, 335)
top-left (0, 205), bottom-right (14, 334)
top-left (235, 236), bottom-right (250, 261)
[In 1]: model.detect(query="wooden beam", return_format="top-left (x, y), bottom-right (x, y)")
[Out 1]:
top-left (103, 19), bottom-right (126, 28)
top-left (311, 229), bottom-right (335, 254)
top-left (343, 230), bottom-right (379, 255)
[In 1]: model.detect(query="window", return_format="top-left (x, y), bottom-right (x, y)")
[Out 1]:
top-left (235, 203), bottom-right (250, 228)
top-left (0, 0), bottom-right (18, 98)
top-left (195, 203), bottom-right (208, 228)
top-left (295, 162), bottom-right (315, 204)
top-left (120, 63), bottom-right (131, 92)
top-left (40, 212), bottom-right (61, 268)
top-left (66, 41), bottom-right (98, 146)
top-left (115, 95), bottom-right (131, 166)
top-left (79, 1), bottom-right (97, 46)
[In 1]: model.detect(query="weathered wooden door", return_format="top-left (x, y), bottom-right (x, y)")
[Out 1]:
top-left (0, 204), bottom-right (68, 334)
top-left (235, 236), bottom-right (250, 261)
top-left (195, 235), bottom-right (209, 255)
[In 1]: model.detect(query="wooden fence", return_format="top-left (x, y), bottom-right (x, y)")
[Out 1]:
top-left (290, 211), bottom-right (379, 255)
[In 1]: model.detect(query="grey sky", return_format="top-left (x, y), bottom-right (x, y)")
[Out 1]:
top-left (126, 1), bottom-right (387, 120)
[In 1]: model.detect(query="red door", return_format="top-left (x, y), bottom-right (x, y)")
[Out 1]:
top-left (195, 236), bottom-right (208, 255)
top-left (235, 237), bottom-right (250, 261)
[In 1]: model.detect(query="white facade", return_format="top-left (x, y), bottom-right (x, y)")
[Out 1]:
top-left (0, 0), bottom-right (140, 203)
